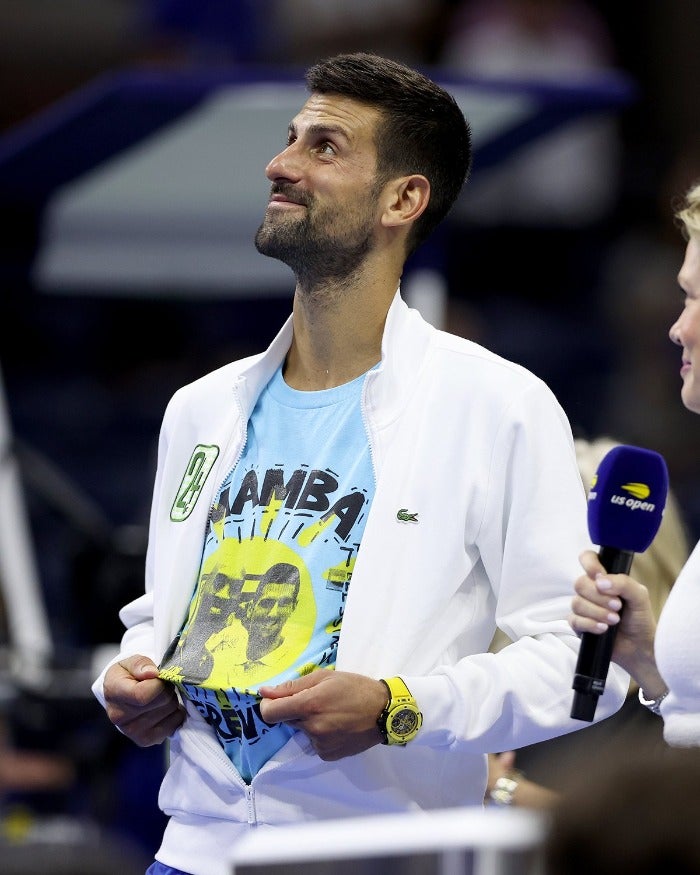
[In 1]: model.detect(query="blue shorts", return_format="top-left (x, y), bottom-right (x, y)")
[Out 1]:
top-left (146, 864), bottom-right (191, 875)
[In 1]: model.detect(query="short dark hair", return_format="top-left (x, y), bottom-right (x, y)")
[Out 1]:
top-left (306, 52), bottom-right (472, 256)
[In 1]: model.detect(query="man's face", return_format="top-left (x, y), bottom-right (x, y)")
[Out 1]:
top-left (255, 93), bottom-right (386, 281)
top-left (246, 581), bottom-right (298, 643)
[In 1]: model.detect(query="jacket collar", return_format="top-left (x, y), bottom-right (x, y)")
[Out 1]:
top-left (368, 289), bottom-right (433, 428)
top-left (236, 288), bottom-right (433, 425)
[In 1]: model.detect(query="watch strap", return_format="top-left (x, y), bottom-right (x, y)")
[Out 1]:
top-left (380, 676), bottom-right (413, 702)
top-left (377, 676), bottom-right (422, 745)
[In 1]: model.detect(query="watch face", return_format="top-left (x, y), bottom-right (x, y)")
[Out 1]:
top-left (390, 706), bottom-right (419, 738)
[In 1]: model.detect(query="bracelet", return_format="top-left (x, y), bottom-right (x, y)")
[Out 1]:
top-left (489, 770), bottom-right (523, 806)
top-left (638, 686), bottom-right (669, 715)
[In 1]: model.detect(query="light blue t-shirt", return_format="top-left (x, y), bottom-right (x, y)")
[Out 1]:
top-left (160, 365), bottom-right (375, 782)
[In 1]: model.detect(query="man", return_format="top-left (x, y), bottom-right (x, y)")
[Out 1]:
top-left (93, 53), bottom-right (628, 875)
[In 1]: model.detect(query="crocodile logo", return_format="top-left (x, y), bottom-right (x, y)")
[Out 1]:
top-left (396, 508), bottom-right (418, 523)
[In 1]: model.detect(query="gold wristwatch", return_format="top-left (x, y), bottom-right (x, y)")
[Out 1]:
top-left (377, 676), bottom-right (423, 745)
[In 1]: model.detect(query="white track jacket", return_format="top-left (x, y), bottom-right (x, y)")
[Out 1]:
top-left (93, 292), bottom-right (628, 875)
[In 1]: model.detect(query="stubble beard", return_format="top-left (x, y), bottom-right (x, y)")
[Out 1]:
top-left (254, 191), bottom-right (378, 297)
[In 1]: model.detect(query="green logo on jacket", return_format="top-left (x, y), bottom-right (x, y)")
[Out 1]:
top-left (171, 444), bottom-right (220, 521)
top-left (396, 508), bottom-right (418, 523)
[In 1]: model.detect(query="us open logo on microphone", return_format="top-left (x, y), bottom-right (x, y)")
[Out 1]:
top-left (590, 474), bottom-right (657, 513)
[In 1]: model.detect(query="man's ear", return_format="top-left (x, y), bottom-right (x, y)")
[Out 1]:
top-left (381, 174), bottom-right (430, 230)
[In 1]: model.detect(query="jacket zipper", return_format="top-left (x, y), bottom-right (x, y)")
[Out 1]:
top-left (205, 380), bottom-right (249, 533)
top-left (360, 369), bottom-right (379, 485)
top-left (245, 784), bottom-right (256, 825)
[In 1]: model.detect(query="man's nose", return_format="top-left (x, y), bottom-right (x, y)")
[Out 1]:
top-left (265, 142), bottom-right (302, 182)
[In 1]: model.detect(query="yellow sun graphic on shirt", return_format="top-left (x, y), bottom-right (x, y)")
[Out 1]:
top-left (183, 527), bottom-right (315, 690)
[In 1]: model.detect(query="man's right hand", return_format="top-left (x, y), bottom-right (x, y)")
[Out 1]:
top-left (103, 654), bottom-right (185, 747)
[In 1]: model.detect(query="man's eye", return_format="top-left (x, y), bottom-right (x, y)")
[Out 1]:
top-left (319, 142), bottom-right (335, 155)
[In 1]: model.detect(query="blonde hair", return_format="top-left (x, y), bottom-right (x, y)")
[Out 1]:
top-left (675, 179), bottom-right (700, 239)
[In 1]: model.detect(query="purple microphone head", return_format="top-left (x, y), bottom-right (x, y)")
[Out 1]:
top-left (587, 444), bottom-right (668, 553)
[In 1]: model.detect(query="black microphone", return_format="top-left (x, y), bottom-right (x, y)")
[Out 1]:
top-left (571, 444), bottom-right (668, 722)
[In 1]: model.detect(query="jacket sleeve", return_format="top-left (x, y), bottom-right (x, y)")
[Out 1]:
top-left (406, 379), bottom-right (630, 752)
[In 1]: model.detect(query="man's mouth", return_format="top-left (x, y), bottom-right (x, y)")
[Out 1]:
top-left (269, 185), bottom-right (308, 208)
